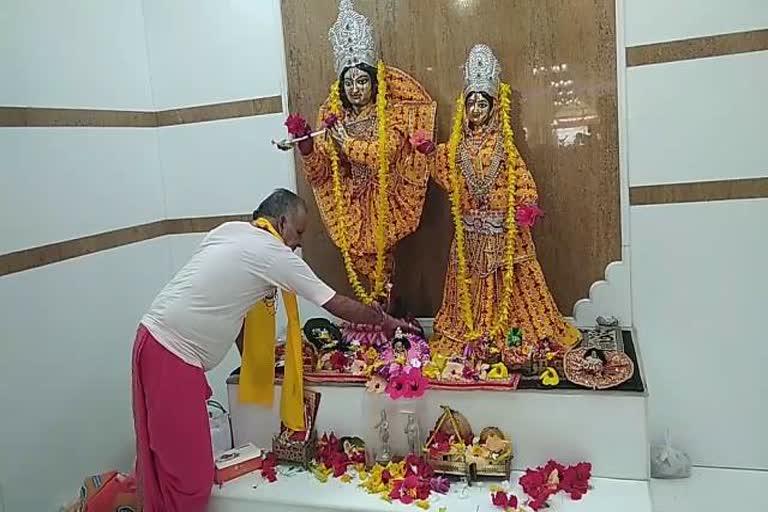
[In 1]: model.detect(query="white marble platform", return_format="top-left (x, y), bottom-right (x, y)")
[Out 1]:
top-left (651, 467), bottom-right (768, 512)
top-left (210, 469), bottom-right (652, 512)
top-left (227, 383), bottom-right (650, 481)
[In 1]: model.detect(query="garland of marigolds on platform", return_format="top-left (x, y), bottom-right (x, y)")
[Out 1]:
top-left (448, 82), bottom-right (519, 340)
top-left (326, 61), bottom-right (390, 305)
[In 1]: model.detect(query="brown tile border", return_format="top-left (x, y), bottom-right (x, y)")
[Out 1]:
top-left (0, 96), bottom-right (283, 128)
top-left (627, 29), bottom-right (768, 67)
top-left (0, 107), bottom-right (158, 127)
top-left (0, 215), bottom-right (248, 277)
top-left (156, 97), bottom-right (283, 126)
top-left (630, 177), bottom-right (768, 206)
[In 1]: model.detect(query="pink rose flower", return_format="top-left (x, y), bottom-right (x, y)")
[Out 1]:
top-left (409, 128), bottom-right (436, 155)
top-left (284, 113), bottom-right (310, 137)
top-left (515, 204), bottom-right (544, 228)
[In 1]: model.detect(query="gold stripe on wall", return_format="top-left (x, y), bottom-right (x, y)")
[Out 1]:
top-left (0, 96), bottom-right (283, 128)
top-left (629, 177), bottom-right (768, 206)
top-left (0, 215), bottom-right (248, 277)
top-left (627, 29), bottom-right (768, 67)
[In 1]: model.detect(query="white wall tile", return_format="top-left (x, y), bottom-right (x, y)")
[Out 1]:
top-left (631, 199), bottom-right (768, 470)
top-left (157, 115), bottom-right (295, 219)
top-left (626, 51), bottom-right (768, 187)
top-left (0, 0), bottom-right (154, 109)
top-left (141, 0), bottom-right (285, 109)
top-left (0, 128), bottom-right (165, 254)
top-left (0, 239), bottom-right (172, 512)
top-left (625, 0), bottom-right (768, 47)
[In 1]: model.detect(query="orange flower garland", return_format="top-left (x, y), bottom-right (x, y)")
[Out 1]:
top-left (325, 61), bottom-right (390, 304)
top-left (447, 83), bottom-right (519, 340)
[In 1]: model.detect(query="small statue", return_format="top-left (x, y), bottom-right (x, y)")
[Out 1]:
top-left (402, 410), bottom-right (421, 456)
top-left (582, 348), bottom-right (606, 374)
top-left (374, 410), bottom-right (392, 463)
top-left (391, 328), bottom-right (411, 356)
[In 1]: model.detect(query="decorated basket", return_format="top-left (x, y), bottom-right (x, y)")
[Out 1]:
top-left (424, 407), bottom-right (512, 484)
top-left (272, 430), bottom-right (317, 469)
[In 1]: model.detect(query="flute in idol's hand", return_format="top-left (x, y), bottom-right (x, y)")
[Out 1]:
top-left (274, 113), bottom-right (340, 151)
top-left (273, 129), bottom-right (326, 151)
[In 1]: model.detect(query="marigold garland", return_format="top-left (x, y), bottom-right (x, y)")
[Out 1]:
top-left (448, 82), bottom-right (519, 341)
top-left (325, 61), bottom-right (390, 304)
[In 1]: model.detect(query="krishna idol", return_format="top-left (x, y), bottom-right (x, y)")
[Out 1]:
top-left (278, 0), bottom-right (436, 320)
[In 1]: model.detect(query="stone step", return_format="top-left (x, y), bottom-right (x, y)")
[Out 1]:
top-left (228, 383), bottom-right (649, 481)
top-left (210, 469), bottom-right (653, 512)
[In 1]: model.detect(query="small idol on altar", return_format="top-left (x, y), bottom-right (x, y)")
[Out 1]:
top-left (392, 328), bottom-right (411, 356)
top-left (402, 410), bottom-right (421, 456)
top-left (430, 43), bottom-right (581, 364)
top-left (563, 345), bottom-right (635, 390)
top-left (277, 0), bottom-right (436, 316)
top-left (582, 348), bottom-right (606, 374)
top-left (374, 409), bottom-right (392, 463)
top-left (380, 327), bottom-right (430, 379)
top-left (303, 318), bottom-right (346, 353)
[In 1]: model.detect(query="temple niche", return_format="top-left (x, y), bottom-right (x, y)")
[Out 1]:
top-left (223, 0), bottom-right (647, 510)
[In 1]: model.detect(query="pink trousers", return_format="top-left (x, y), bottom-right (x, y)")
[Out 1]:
top-left (132, 324), bottom-right (214, 512)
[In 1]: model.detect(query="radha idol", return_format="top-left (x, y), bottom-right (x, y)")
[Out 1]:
top-left (280, 0), bottom-right (436, 312)
top-left (430, 45), bottom-right (581, 361)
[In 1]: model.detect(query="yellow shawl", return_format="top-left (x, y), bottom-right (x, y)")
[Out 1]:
top-left (238, 217), bottom-right (305, 431)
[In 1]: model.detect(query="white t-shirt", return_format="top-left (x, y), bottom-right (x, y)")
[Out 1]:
top-left (141, 221), bottom-right (336, 371)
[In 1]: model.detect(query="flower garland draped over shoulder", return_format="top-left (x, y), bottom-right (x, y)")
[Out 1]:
top-left (431, 82), bottom-right (580, 358)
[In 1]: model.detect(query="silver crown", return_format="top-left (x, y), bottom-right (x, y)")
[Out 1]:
top-left (463, 44), bottom-right (501, 98)
top-left (328, 0), bottom-right (378, 76)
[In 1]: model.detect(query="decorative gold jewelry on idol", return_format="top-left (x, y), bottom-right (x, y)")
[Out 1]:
top-left (326, 61), bottom-right (390, 304)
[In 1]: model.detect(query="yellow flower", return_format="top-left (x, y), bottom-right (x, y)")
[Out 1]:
top-left (488, 362), bottom-right (509, 380)
top-left (423, 353), bottom-right (448, 379)
top-left (312, 463), bottom-right (332, 483)
top-left (546, 351), bottom-right (556, 361)
top-left (364, 347), bottom-right (379, 362)
top-left (340, 474), bottom-right (352, 484)
top-left (540, 367), bottom-right (560, 386)
top-left (416, 500), bottom-right (430, 509)
top-left (386, 461), bottom-right (406, 479)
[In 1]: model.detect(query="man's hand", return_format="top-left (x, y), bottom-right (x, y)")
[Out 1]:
top-left (322, 294), bottom-right (419, 338)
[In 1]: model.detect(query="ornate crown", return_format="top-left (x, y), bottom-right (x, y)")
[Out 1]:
top-left (328, 0), bottom-right (378, 76)
top-left (463, 44), bottom-right (502, 98)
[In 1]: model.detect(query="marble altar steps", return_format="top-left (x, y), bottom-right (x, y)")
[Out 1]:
top-left (210, 469), bottom-right (653, 512)
top-left (226, 383), bottom-right (650, 481)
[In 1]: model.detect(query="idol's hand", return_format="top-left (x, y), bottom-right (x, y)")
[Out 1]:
top-left (329, 123), bottom-right (351, 148)
top-left (275, 139), bottom-right (295, 151)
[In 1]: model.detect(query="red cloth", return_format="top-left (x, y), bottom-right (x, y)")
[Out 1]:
top-left (132, 325), bottom-right (214, 512)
